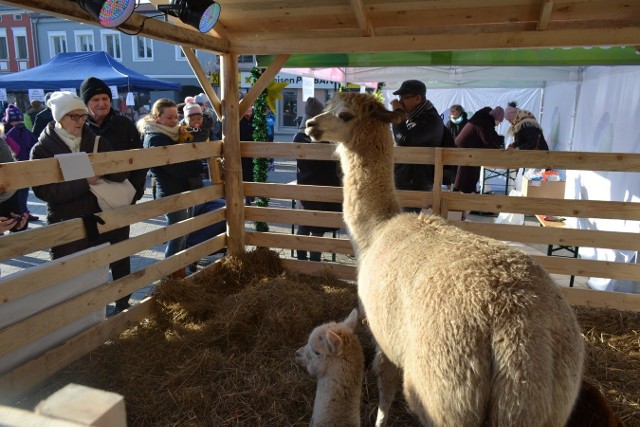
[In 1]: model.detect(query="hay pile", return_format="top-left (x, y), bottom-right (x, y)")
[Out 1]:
top-left (45, 249), bottom-right (638, 426)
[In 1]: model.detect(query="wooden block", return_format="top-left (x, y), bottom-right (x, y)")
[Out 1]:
top-left (35, 384), bottom-right (126, 427)
top-left (0, 404), bottom-right (88, 426)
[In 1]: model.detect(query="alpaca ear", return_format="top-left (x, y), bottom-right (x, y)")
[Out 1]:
top-left (371, 106), bottom-right (405, 124)
top-left (343, 308), bottom-right (358, 332)
top-left (325, 329), bottom-right (344, 356)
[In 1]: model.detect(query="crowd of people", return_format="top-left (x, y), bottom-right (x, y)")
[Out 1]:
top-left (1, 76), bottom-right (551, 298)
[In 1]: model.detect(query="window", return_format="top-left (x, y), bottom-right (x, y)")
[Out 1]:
top-left (13, 27), bottom-right (28, 60)
top-left (133, 36), bottom-right (153, 61)
top-left (238, 55), bottom-right (255, 64)
top-left (74, 31), bottom-right (94, 52)
top-left (13, 14), bottom-right (22, 21)
top-left (101, 30), bottom-right (121, 60)
top-left (0, 29), bottom-right (8, 59)
top-left (47, 31), bottom-right (67, 57)
top-left (280, 90), bottom-right (299, 128)
top-left (175, 45), bottom-right (186, 61)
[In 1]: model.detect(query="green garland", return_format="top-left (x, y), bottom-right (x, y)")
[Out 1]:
top-left (249, 66), bottom-right (270, 232)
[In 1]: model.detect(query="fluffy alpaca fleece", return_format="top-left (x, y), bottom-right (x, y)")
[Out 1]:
top-left (305, 92), bottom-right (585, 427)
top-left (296, 309), bottom-right (364, 427)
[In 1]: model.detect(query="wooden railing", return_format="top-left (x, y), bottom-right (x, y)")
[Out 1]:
top-left (1, 139), bottom-right (639, 403)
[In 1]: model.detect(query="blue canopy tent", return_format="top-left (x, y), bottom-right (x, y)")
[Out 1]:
top-left (0, 51), bottom-right (180, 92)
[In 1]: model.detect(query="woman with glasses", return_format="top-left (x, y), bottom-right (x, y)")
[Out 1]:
top-left (30, 91), bottom-right (127, 260)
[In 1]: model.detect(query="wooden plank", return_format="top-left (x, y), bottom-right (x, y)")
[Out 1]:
top-left (454, 221), bottom-right (640, 251)
top-left (0, 210), bottom-right (226, 304)
top-left (281, 259), bottom-right (357, 282)
top-left (531, 255), bottom-right (640, 282)
top-left (245, 206), bottom-right (344, 228)
top-left (442, 192), bottom-right (640, 221)
top-left (537, 0), bottom-right (554, 30)
top-left (0, 185), bottom-right (224, 260)
top-left (0, 142), bottom-right (222, 193)
top-left (563, 287), bottom-right (640, 312)
top-left (349, 0), bottom-right (374, 36)
top-left (246, 231), bottom-right (355, 256)
top-left (0, 406), bottom-right (87, 427)
top-left (0, 298), bottom-right (157, 405)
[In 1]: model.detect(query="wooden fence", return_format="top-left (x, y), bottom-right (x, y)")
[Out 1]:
top-left (0, 140), bottom-right (639, 403)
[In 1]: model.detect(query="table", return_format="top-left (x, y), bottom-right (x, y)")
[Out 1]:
top-left (535, 214), bottom-right (579, 287)
top-left (480, 167), bottom-right (517, 195)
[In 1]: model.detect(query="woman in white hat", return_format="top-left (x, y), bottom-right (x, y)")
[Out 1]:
top-left (30, 91), bottom-right (127, 260)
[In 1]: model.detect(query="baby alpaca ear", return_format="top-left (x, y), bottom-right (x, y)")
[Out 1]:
top-left (325, 329), bottom-right (344, 356)
top-left (343, 308), bottom-right (358, 332)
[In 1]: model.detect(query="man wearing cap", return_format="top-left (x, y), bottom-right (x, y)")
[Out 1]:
top-left (390, 79), bottom-right (445, 211)
top-left (80, 76), bottom-right (147, 313)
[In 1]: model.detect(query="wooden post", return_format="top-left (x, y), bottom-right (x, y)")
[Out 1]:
top-left (432, 147), bottom-right (444, 215)
top-left (221, 53), bottom-right (245, 256)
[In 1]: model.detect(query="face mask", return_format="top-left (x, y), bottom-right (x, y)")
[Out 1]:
top-left (451, 115), bottom-right (463, 124)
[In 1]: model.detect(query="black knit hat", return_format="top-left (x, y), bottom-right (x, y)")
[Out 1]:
top-left (79, 77), bottom-right (112, 104)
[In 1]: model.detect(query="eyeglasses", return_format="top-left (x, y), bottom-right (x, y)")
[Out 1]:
top-left (399, 94), bottom-right (418, 101)
top-left (66, 113), bottom-right (89, 122)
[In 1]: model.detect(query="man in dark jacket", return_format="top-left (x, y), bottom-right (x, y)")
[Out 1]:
top-left (294, 97), bottom-right (342, 262)
top-left (32, 93), bottom-right (54, 139)
top-left (390, 80), bottom-right (444, 211)
top-left (80, 77), bottom-right (147, 313)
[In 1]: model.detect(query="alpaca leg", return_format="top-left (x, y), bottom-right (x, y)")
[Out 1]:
top-left (373, 350), bottom-right (402, 427)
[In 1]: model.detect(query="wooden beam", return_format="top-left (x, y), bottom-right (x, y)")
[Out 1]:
top-left (349, 0), bottom-right (374, 37)
top-left (1, 0), bottom-right (230, 54)
top-left (231, 27), bottom-right (640, 54)
top-left (239, 54), bottom-right (291, 118)
top-left (221, 54), bottom-right (245, 256)
top-left (537, 0), bottom-right (554, 30)
top-left (181, 47), bottom-right (222, 119)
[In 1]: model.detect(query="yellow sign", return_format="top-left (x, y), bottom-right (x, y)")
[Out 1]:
top-left (209, 72), bottom-right (248, 87)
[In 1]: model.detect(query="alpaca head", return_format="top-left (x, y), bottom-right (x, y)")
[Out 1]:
top-left (305, 93), bottom-right (404, 148)
top-left (295, 308), bottom-right (359, 377)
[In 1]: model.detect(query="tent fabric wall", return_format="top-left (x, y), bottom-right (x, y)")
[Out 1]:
top-left (0, 51), bottom-right (180, 92)
top-left (542, 65), bottom-right (640, 293)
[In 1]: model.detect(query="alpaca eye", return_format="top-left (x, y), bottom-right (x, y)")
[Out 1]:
top-left (339, 112), bottom-right (353, 122)
top-left (313, 350), bottom-right (321, 356)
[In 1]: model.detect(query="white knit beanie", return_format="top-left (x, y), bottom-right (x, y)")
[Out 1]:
top-left (48, 91), bottom-right (88, 123)
top-left (184, 102), bottom-right (203, 117)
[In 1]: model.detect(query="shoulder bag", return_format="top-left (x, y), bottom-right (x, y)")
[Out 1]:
top-left (89, 136), bottom-right (136, 211)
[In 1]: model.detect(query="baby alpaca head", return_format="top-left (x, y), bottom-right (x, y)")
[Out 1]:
top-left (295, 308), bottom-right (359, 377)
top-left (305, 93), bottom-right (404, 146)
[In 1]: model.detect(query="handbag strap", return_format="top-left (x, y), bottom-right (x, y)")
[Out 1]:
top-left (93, 135), bottom-right (100, 154)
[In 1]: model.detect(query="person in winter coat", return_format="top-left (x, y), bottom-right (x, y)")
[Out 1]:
top-left (504, 102), bottom-right (550, 151)
top-left (391, 79), bottom-right (445, 212)
top-left (139, 98), bottom-right (203, 279)
top-left (0, 137), bottom-right (28, 236)
top-left (30, 91), bottom-right (128, 267)
top-left (294, 97), bottom-right (342, 262)
top-left (453, 106), bottom-right (505, 193)
top-left (24, 100), bottom-right (44, 131)
top-left (32, 93), bottom-right (54, 139)
top-left (446, 104), bottom-right (469, 140)
top-left (80, 76), bottom-right (147, 311)
top-left (3, 104), bottom-right (39, 220)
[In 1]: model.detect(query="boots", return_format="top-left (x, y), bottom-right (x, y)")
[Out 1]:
top-left (170, 268), bottom-right (186, 280)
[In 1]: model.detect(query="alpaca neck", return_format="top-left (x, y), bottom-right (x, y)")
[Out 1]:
top-left (338, 132), bottom-right (401, 253)
top-left (312, 360), bottom-right (362, 426)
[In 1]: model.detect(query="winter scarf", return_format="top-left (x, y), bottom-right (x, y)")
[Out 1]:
top-left (54, 122), bottom-right (83, 152)
top-left (406, 100), bottom-right (435, 130)
top-left (508, 108), bottom-right (542, 136)
top-left (137, 119), bottom-right (180, 142)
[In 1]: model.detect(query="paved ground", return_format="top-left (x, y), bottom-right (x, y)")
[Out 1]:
top-left (1, 158), bottom-right (585, 306)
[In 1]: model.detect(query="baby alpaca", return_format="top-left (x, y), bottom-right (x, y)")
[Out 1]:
top-left (296, 308), bottom-right (364, 427)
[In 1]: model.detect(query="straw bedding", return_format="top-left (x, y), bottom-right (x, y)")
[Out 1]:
top-left (43, 249), bottom-right (639, 426)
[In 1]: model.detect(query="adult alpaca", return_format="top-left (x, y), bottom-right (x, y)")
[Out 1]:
top-left (305, 92), bottom-right (585, 426)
